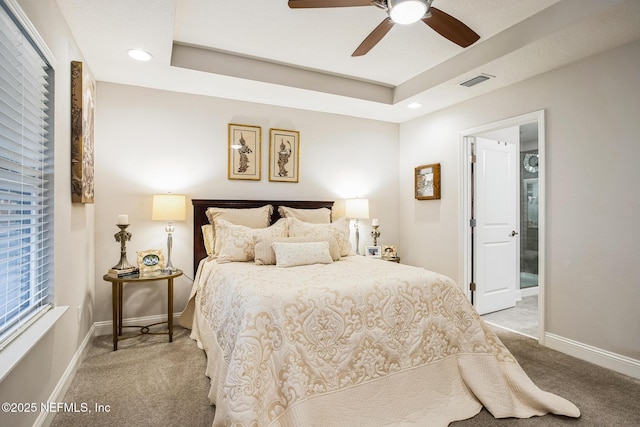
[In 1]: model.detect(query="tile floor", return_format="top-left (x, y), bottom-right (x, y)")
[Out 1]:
top-left (481, 295), bottom-right (538, 338)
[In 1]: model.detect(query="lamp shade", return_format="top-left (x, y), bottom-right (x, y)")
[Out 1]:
top-left (152, 194), bottom-right (186, 221)
top-left (345, 198), bottom-right (370, 219)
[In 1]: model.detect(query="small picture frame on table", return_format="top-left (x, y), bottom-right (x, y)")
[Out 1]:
top-left (137, 249), bottom-right (165, 274)
top-left (365, 246), bottom-right (381, 258)
top-left (382, 245), bottom-right (397, 259)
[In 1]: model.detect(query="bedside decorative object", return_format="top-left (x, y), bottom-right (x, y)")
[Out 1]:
top-left (382, 244), bottom-right (397, 258)
top-left (136, 249), bottom-right (165, 274)
top-left (415, 163), bottom-right (441, 200)
top-left (229, 123), bottom-right (261, 180)
top-left (111, 218), bottom-right (136, 272)
top-left (370, 218), bottom-right (380, 246)
top-left (345, 198), bottom-right (369, 255)
top-left (269, 128), bottom-right (300, 182)
top-left (365, 246), bottom-right (381, 258)
top-left (152, 194), bottom-right (186, 272)
top-left (382, 244), bottom-right (400, 263)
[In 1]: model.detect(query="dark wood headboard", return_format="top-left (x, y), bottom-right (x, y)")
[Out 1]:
top-left (192, 199), bottom-right (334, 274)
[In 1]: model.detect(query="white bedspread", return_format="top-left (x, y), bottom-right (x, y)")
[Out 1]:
top-left (180, 256), bottom-right (579, 426)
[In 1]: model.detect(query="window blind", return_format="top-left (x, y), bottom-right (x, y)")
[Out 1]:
top-left (0, 1), bottom-right (53, 348)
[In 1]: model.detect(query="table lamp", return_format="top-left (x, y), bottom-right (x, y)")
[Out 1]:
top-left (152, 194), bottom-right (186, 272)
top-left (345, 198), bottom-right (369, 255)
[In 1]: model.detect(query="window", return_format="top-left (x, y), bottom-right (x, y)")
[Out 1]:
top-left (0, 0), bottom-right (53, 349)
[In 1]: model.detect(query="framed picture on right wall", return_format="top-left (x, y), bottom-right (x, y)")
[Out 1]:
top-left (269, 128), bottom-right (300, 183)
top-left (415, 163), bottom-right (441, 200)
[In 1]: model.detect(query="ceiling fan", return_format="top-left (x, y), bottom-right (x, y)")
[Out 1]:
top-left (288, 0), bottom-right (480, 56)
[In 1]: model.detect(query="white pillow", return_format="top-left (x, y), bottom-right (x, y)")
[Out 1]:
top-left (272, 241), bottom-right (333, 268)
top-left (215, 218), bottom-right (288, 263)
top-left (278, 206), bottom-right (331, 224)
top-left (201, 224), bottom-right (214, 257)
top-left (205, 205), bottom-right (273, 227)
top-left (254, 235), bottom-right (341, 265)
top-left (288, 217), bottom-right (353, 256)
top-left (206, 205), bottom-right (273, 249)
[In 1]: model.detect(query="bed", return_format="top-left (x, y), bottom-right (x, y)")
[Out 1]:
top-left (180, 199), bottom-right (579, 427)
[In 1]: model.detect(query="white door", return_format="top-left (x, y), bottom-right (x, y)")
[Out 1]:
top-left (473, 137), bottom-right (518, 315)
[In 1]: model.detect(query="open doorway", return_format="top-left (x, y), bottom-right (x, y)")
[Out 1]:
top-left (460, 111), bottom-right (545, 342)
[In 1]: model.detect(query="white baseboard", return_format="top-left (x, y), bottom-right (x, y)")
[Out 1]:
top-left (519, 286), bottom-right (539, 298)
top-left (545, 332), bottom-right (640, 380)
top-left (93, 312), bottom-right (182, 336)
top-left (36, 322), bottom-right (96, 427)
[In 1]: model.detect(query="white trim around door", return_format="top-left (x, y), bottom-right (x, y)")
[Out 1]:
top-left (459, 110), bottom-right (546, 344)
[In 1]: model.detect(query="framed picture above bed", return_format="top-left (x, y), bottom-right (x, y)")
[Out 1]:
top-left (415, 163), bottom-right (441, 200)
top-left (269, 128), bottom-right (299, 183)
top-left (228, 123), bottom-right (261, 180)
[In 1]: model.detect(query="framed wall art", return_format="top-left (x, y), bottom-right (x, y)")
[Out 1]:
top-left (70, 60), bottom-right (96, 203)
top-left (269, 128), bottom-right (299, 183)
top-left (137, 249), bottom-right (165, 274)
top-left (228, 123), bottom-right (261, 180)
top-left (415, 163), bottom-right (441, 200)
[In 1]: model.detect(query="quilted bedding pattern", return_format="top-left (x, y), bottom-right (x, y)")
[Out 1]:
top-left (182, 256), bottom-right (579, 426)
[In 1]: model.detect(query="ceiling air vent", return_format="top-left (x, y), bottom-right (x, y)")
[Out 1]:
top-left (460, 74), bottom-right (493, 87)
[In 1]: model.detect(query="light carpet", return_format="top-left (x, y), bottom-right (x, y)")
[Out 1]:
top-left (51, 326), bottom-right (640, 426)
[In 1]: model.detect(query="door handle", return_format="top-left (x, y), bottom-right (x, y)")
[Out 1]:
top-left (510, 230), bottom-right (519, 237)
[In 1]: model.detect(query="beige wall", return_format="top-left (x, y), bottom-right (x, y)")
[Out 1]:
top-left (0, 1), bottom-right (95, 426)
top-left (93, 83), bottom-right (400, 323)
top-left (398, 39), bottom-right (640, 360)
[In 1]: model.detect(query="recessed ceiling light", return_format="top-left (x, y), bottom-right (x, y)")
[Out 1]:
top-left (127, 49), bottom-right (152, 61)
top-left (407, 102), bottom-right (422, 109)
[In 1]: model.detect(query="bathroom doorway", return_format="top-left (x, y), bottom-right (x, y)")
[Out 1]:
top-left (460, 111), bottom-right (545, 342)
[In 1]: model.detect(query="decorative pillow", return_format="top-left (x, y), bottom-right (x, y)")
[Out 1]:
top-left (278, 206), bottom-right (331, 224)
top-left (201, 224), bottom-right (214, 257)
top-left (254, 235), bottom-right (340, 265)
top-left (271, 241), bottom-right (333, 268)
top-left (215, 218), bottom-right (288, 263)
top-left (206, 205), bottom-right (273, 226)
top-left (206, 205), bottom-right (273, 234)
top-left (288, 217), bottom-right (353, 256)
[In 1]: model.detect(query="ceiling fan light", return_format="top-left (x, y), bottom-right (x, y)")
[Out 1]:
top-left (389, 0), bottom-right (427, 25)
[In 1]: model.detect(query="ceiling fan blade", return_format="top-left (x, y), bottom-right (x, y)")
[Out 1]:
top-left (288, 0), bottom-right (374, 8)
top-left (352, 18), bottom-right (395, 57)
top-left (422, 7), bottom-right (480, 48)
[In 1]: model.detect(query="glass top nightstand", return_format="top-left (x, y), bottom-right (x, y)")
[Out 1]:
top-left (103, 269), bottom-right (183, 351)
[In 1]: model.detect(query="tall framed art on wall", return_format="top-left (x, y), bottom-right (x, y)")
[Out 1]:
top-left (71, 60), bottom-right (96, 203)
top-left (269, 128), bottom-right (299, 183)
top-left (228, 123), bottom-right (261, 180)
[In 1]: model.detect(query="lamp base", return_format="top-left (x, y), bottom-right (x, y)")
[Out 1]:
top-left (370, 225), bottom-right (380, 247)
top-left (354, 219), bottom-right (361, 255)
top-left (164, 224), bottom-right (178, 272)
